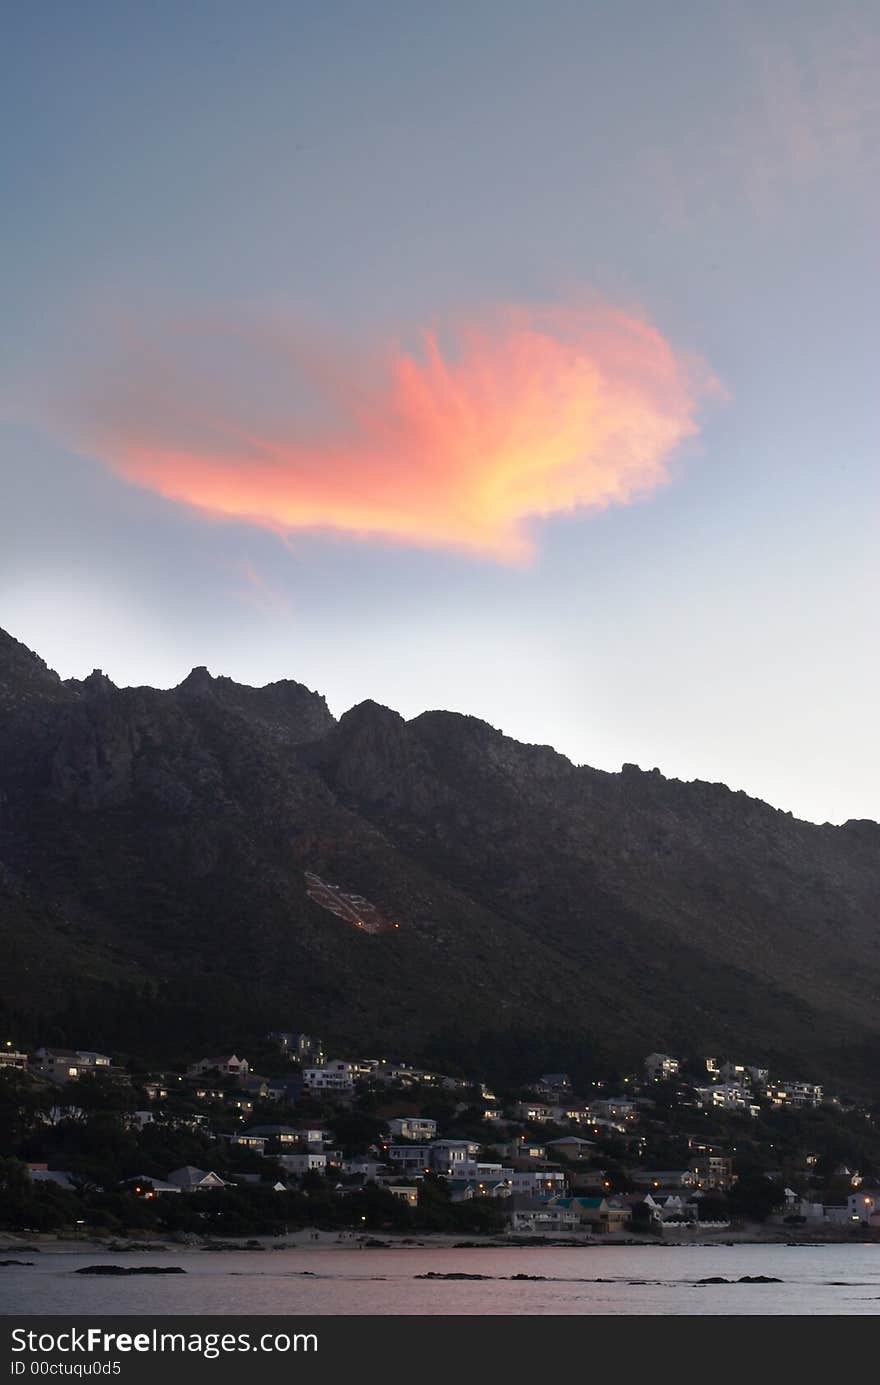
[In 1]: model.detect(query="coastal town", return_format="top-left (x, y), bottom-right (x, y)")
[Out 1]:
top-left (2, 1034), bottom-right (880, 1243)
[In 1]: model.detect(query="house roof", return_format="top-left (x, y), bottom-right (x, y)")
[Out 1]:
top-left (123, 1174), bottom-right (181, 1194)
top-left (29, 1169), bottom-right (77, 1189)
top-left (167, 1165), bottom-right (231, 1188)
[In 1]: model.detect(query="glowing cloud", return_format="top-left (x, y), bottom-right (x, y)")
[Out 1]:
top-left (67, 301), bottom-right (717, 561)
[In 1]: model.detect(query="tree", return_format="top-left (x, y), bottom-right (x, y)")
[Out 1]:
top-left (0, 1071), bottom-right (52, 1150)
top-left (728, 1174), bottom-right (785, 1223)
top-left (0, 1157), bottom-right (30, 1198)
top-left (696, 1194), bottom-right (729, 1222)
top-left (630, 1200), bottom-right (661, 1235)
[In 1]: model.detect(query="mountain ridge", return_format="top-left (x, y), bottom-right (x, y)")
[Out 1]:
top-left (0, 625), bottom-right (877, 1092)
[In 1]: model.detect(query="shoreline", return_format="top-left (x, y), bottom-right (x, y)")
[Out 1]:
top-left (2, 1225), bottom-right (873, 1255)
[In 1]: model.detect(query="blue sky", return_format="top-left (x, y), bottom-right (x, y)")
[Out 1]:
top-left (1, 1), bottom-right (878, 825)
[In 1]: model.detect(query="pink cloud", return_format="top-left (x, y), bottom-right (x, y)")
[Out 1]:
top-left (62, 299), bottom-right (719, 562)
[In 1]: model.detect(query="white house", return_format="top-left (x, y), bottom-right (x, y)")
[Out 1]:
top-left (644, 1053), bottom-right (680, 1081)
top-left (387, 1186), bottom-right (419, 1207)
top-left (847, 1189), bottom-right (880, 1225)
top-left (777, 1189), bottom-right (826, 1223)
top-left (32, 1048), bottom-right (111, 1081)
top-left (0, 1049), bottom-right (29, 1071)
top-left (387, 1117), bottom-right (438, 1142)
top-left (302, 1060), bottom-right (355, 1093)
top-left (695, 1083), bottom-right (759, 1115)
top-left (297, 1125), bottom-right (335, 1145)
top-left (657, 1193), bottom-right (699, 1223)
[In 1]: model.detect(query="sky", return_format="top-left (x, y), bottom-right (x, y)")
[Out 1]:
top-left (1, 1), bottom-right (878, 826)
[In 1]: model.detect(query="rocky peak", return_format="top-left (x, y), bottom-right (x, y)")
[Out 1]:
top-left (0, 627), bottom-right (69, 712)
top-left (319, 700), bottom-right (442, 812)
top-left (181, 671), bottom-right (336, 744)
top-left (66, 669), bottom-right (117, 699)
top-left (176, 665), bottom-right (216, 698)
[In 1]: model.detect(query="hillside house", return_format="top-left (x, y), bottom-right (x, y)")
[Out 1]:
top-left (265, 1076), bottom-right (304, 1103)
top-left (512, 1102), bottom-right (556, 1123)
top-left (229, 1134), bottom-right (268, 1154)
top-left (719, 1062), bottom-right (769, 1087)
top-left (245, 1125), bottom-right (302, 1146)
top-left (508, 1169), bottom-right (567, 1197)
top-left (141, 1081), bottom-right (169, 1101)
top-left (386, 1185), bottom-right (419, 1206)
top-left (32, 1048), bottom-right (111, 1081)
top-left (278, 1152), bottom-right (327, 1175)
top-left (768, 1082), bottom-right (824, 1109)
top-left (187, 1056), bottom-right (250, 1079)
top-left (387, 1117), bottom-right (438, 1142)
top-left (26, 1165), bottom-right (79, 1191)
top-left (689, 1154), bottom-right (734, 1190)
top-left (430, 1140), bottom-right (481, 1175)
top-left (387, 1144), bottom-right (434, 1173)
top-left (631, 1169), bottom-right (697, 1191)
top-left (267, 1033), bottom-right (324, 1064)
top-left (167, 1166), bottom-right (232, 1191)
top-left (695, 1084), bottom-right (759, 1115)
top-left (551, 1196), bottom-right (632, 1233)
top-left (645, 1053), bottom-right (680, 1081)
top-left (0, 1049), bottom-right (28, 1071)
top-left (123, 1175), bottom-right (181, 1197)
top-left (302, 1060), bottom-right (355, 1093)
top-left (494, 1139), bottom-right (547, 1161)
top-left (545, 1136), bottom-right (597, 1161)
top-left (508, 1197), bottom-right (581, 1233)
top-left (847, 1190), bottom-right (880, 1225)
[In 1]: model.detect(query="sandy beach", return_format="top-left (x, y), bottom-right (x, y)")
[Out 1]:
top-left (1, 1222), bottom-right (868, 1257)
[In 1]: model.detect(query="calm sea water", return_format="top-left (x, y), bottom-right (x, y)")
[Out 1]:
top-left (2, 1244), bottom-right (880, 1315)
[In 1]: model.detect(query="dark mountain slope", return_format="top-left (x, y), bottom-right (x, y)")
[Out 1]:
top-left (0, 627), bottom-right (877, 1090)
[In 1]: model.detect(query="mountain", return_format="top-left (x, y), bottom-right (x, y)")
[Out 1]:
top-left (0, 626), bottom-right (878, 1091)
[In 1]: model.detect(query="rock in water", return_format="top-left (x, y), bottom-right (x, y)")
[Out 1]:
top-left (74, 1265), bottom-right (186, 1276)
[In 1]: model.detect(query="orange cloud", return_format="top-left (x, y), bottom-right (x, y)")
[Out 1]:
top-left (68, 301), bottom-right (717, 561)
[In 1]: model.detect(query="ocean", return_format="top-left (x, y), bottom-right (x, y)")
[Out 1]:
top-left (2, 1243), bottom-right (880, 1315)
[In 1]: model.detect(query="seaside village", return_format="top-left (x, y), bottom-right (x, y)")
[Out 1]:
top-left (2, 1035), bottom-right (880, 1242)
